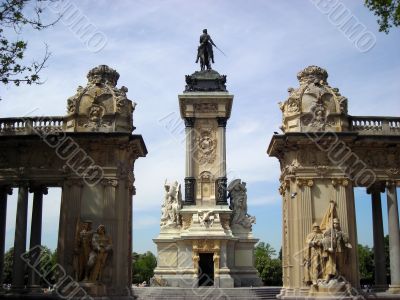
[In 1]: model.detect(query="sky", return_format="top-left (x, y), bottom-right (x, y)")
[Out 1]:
top-left (1, 0), bottom-right (400, 255)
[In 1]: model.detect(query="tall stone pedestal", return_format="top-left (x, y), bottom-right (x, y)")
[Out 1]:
top-left (153, 70), bottom-right (261, 288)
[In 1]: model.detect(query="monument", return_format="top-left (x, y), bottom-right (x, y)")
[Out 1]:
top-left (0, 65), bottom-right (147, 299)
top-left (268, 65), bottom-right (400, 299)
top-left (152, 30), bottom-right (261, 288)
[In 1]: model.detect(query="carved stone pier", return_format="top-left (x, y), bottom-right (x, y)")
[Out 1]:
top-left (268, 66), bottom-right (400, 299)
top-left (152, 70), bottom-right (261, 288)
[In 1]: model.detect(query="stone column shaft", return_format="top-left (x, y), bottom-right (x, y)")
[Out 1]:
top-left (0, 187), bottom-right (12, 289)
top-left (28, 187), bottom-right (47, 288)
top-left (184, 117), bottom-right (196, 205)
top-left (12, 185), bottom-right (29, 289)
top-left (386, 183), bottom-right (400, 293)
top-left (368, 186), bottom-right (387, 288)
top-left (216, 118), bottom-right (228, 205)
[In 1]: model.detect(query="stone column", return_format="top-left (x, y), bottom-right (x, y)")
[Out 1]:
top-left (216, 117), bottom-right (228, 205)
top-left (0, 186), bottom-right (12, 291)
top-left (12, 184), bottom-right (29, 290)
top-left (296, 178), bottom-right (313, 291)
top-left (386, 181), bottom-right (400, 293)
top-left (184, 117), bottom-right (196, 205)
top-left (367, 184), bottom-right (387, 290)
top-left (27, 186), bottom-right (48, 290)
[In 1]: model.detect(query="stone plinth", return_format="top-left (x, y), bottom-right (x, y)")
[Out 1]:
top-left (153, 70), bottom-right (261, 288)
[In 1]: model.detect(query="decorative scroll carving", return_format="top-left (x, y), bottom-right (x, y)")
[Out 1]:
top-left (228, 179), bottom-right (256, 229)
top-left (160, 180), bottom-right (182, 229)
top-left (101, 179), bottom-right (119, 187)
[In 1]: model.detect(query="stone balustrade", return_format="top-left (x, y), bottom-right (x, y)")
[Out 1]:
top-left (0, 116), bottom-right (64, 135)
top-left (349, 115), bottom-right (400, 135)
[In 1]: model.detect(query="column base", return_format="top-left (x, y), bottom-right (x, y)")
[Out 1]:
top-left (388, 285), bottom-right (400, 294)
top-left (26, 285), bottom-right (43, 294)
top-left (373, 284), bottom-right (389, 292)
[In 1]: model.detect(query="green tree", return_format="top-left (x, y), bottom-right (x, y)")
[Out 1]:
top-left (132, 251), bottom-right (157, 284)
top-left (358, 244), bottom-right (374, 286)
top-left (1, 0), bottom-right (60, 95)
top-left (2, 246), bottom-right (57, 287)
top-left (365, 0), bottom-right (400, 33)
top-left (3, 247), bottom-right (13, 284)
top-left (255, 242), bottom-right (282, 286)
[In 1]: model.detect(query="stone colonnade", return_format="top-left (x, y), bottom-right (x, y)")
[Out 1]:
top-left (368, 181), bottom-right (400, 293)
top-left (0, 184), bottom-right (48, 291)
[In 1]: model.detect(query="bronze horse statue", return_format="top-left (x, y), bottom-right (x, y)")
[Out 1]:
top-left (196, 45), bottom-right (212, 71)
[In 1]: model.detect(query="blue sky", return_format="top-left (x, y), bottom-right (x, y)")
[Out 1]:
top-left (1, 0), bottom-right (399, 255)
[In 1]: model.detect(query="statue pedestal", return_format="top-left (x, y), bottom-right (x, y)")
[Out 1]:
top-left (79, 282), bottom-right (107, 297)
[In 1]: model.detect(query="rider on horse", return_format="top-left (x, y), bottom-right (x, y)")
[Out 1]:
top-left (196, 29), bottom-right (216, 66)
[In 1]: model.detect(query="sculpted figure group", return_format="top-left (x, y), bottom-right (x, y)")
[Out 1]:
top-left (228, 179), bottom-right (256, 229)
top-left (160, 180), bottom-right (182, 228)
top-left (73, 221), bottom-right (113, 283)
top-left (304, 217), bottom-right (352, 287)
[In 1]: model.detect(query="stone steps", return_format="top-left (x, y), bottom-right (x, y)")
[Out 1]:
top-left (131, 287), bottom-right (281, 300)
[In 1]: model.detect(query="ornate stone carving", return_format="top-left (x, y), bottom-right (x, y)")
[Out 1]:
top-left (279, 65), bottom-right (349, 133)
top-left (228, 179), bottom-right (256, 229)
top-left (296, 178), bottom-right (314, 187)
top-left (194, 103), bottom-right (218, 113)
top-left (101, 179), bottom-right (119, 187)
top-left (73, 220), bottom-right (94, 282)
top-left (160, 180), bottom-right (182, 228)
top-left (198, 210), bottom-right (217, 228)
top-left (220, 214), bottom-right (230, 230)
top-left (304, 201), bottom-right (352, 290)
top-left (87, 225), bottom-right (113, 282)
top-left (196, 128), bottom-right (217, 165)
top-left (184, 70), bottom-right (227, 92)
top-left (66, 65), bottom-right (135, 133)
top-left (304, 223), bottom-right (324, 286)
top-left (215, 177), bottom-right (227, 204)
top-left (181, 215), bottom-right (192, 230)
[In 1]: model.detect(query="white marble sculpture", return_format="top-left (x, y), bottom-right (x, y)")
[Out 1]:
top-left (228, 179), bottom-right (256, 229)
top-left (160, 180), bottom-right (182, 229)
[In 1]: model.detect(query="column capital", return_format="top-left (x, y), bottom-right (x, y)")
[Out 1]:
top-left (332, 178), bottom-right (350, 187)
top-left (0, 186), bottom-right (13, 195)
top-left (65, 178), bottom-right (84, 187)
top-left (29, 186), bottom-right (48, 195)
top-left (216, 117), bottom-right (227, 127)
top-left (101, 178), bottom-right (119, 187)
top-left (386, 180), bottom-right (397, 188)
top-left (367, 182), bottom-right (385, 194)
top-left (296, 178), bottom-right (313, 187)
top-left (184, 117), bottom-right (195, 128)
top-left (278, 180), bottom-right (290, 195)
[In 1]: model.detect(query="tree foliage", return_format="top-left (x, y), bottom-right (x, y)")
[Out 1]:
top-left (2, 246), bottom-right (57, 287)
top-left (255, 242), bottom-right (282, 286)
top-left (132, 251), bottom-right (157, 284)
top-left (365, 0), bottom-right (400, 33)
top-left (0, 0), bottom-right (60, 90)
top-left (358, 244), bottom-right (374, 285)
